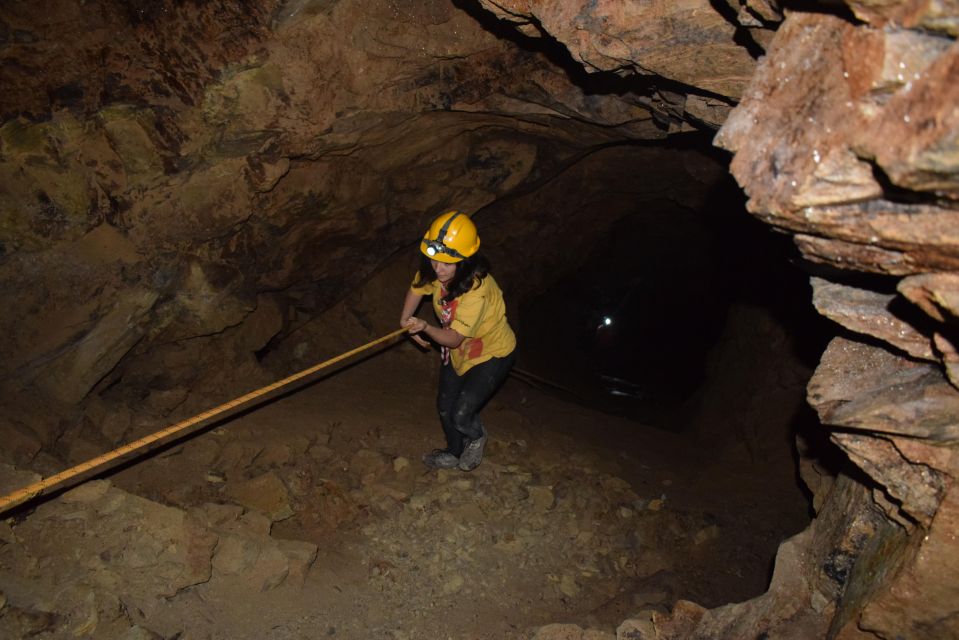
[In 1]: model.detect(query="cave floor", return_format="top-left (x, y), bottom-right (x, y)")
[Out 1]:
top-left (13, 343), bottom-right (809, 639)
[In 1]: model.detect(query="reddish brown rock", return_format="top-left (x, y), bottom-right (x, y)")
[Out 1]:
top-left (808, 337), bottom-right (959, 441)
top-left (476, 0), bottom-right (759, 102)
top-left (804, 335), bottom-right (959, 637)
top-left (715, 14), bottom-right (871, 215)
top-left (715, 9), bottom-right (959, 632)
top-left (715, 13), bottom-right (959, 274)
top-left (0, 0), bottom-right (278, 117)
top-left (853, 476), bottom-right (959, 640)
top-left (226, 470), bottom-right (294, 521)
top-left (811, 277), bottom-right (935, 361)
top-left (794, 235), bottom-right (922, 276)
top-left (846, 0), bottom-right (959, 36)
top-left (898, 272), bottom-right (959, 323)
top-left (830, 432), bottom-right (944, 526)
top-left (933, 332), bottom-right (959, 389)
top-left (898, 272), bottom-right (959, 387)
top-left (851, 40), bottom-right (959, 198)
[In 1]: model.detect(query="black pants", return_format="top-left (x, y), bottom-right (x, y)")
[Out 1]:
top-left (436, 352), bottom-right (516, 457)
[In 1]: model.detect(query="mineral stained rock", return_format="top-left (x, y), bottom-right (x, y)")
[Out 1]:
top-left (475, 0), bottom-right (760, 101)
top-left (711, 4), bottom-right (959, 639)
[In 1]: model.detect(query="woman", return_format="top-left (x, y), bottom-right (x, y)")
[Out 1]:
top-left (400, 210), bottom-right (516, 471)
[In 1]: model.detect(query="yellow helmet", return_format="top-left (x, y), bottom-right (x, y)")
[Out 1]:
top-left (420, 210), bottom-right (480, 263)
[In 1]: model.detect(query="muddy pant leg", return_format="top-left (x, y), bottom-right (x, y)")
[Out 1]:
top-left (447, 353), bottom-right (516, 446)
top-left (437, 361), bottom-right (468, 456)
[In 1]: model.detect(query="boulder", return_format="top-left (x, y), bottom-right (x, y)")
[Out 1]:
top-left (226, 471), bottom-right (294, 521)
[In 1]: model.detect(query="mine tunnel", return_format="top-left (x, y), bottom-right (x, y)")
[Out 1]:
top-left (1, 1), bottom-right (958, 639)
top-left (505, 136), bottom-right (826, 426)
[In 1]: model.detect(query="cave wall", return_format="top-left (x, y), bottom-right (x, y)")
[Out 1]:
top-left (1, 0), bottom-right (958, 638)
top-left (711, 8), bottom-right (959, 640)
top-left (0, 0), bottom-right (665, 422)
top-left (478, 2), bottom-right (958, 638)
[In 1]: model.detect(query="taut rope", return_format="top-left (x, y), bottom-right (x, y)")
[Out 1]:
top-left (0, 327), bottom-right (409, 516)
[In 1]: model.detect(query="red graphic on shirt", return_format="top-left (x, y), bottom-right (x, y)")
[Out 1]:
top-left (439, 289), bottom-right (485, 364)
top-left (440, 297), bottom-right (457, 328)
top-left (439, 292), bottom-right (458, 365)
top-left (465, 338), bottom-right (484, 359)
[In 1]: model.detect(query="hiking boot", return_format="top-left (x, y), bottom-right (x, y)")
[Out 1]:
top-left (422, 449), bottom-right (459, 469)
top-left (458, 431), bottom-right (487, 472)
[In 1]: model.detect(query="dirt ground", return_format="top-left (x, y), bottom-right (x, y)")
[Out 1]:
top-left (0, 339), bottom-right (810, 639)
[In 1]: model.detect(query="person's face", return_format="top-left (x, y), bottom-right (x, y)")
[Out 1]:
top-left (431, 259), bottom-right (456, 285)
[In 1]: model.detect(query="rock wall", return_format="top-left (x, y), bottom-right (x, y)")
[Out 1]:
top-left (705, 7), bottom-right (959, 639)
top-left (474, 0), bottom-right (782, 126)
top-left (0, 474), bottom-right (317, 638)
top-left (2, 0), bottom-right (958, 637)
top-left (474, 1), bottom-right (959, 638)
top-left (0, 0), bottom-right (664, 437)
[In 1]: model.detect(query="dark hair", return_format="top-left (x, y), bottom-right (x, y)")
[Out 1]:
top-left (414, 252), bottom-right (491, 302)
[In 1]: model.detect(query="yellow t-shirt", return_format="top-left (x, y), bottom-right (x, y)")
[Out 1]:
top-left (411, 273), bottom-right (516, 375)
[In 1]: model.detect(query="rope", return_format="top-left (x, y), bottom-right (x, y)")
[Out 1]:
top-left (509, 367), bottom-right (580, 398)
top-left (0, 327), bottom-right (409, 516)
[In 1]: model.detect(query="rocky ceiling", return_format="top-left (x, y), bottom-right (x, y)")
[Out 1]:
top-left (1, 0), bottom-right (958, 638)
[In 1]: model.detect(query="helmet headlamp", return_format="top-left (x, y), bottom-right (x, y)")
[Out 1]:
top-left (419, 210), bottom-right (479, 263)
top-left (424, 239), bottom-right (464, 260)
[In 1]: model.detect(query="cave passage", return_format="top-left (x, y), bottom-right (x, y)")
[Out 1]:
top-left (502, 134), bottom-right (830, 434)
top-left (1, 0), bottom-right (956, 636)
top-left (515, 201), bottom-right (726, 418)
top-left (0, 67), bottom-right (828, 640)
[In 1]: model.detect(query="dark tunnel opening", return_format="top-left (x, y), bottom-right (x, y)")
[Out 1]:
top-left (472, 133), bottom-right (841, 609)
top-left (485, 132), bottom-right (833, 439)
top-left (444, 130), bottom-right (839, 611)
top-left (440, 0), bottom-right (833, 444)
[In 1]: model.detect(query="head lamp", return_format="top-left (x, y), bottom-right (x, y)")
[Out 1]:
top-left (421, 210), bottom-right (477, 262)
top-left (424, 239), bottom-right (464, 259)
